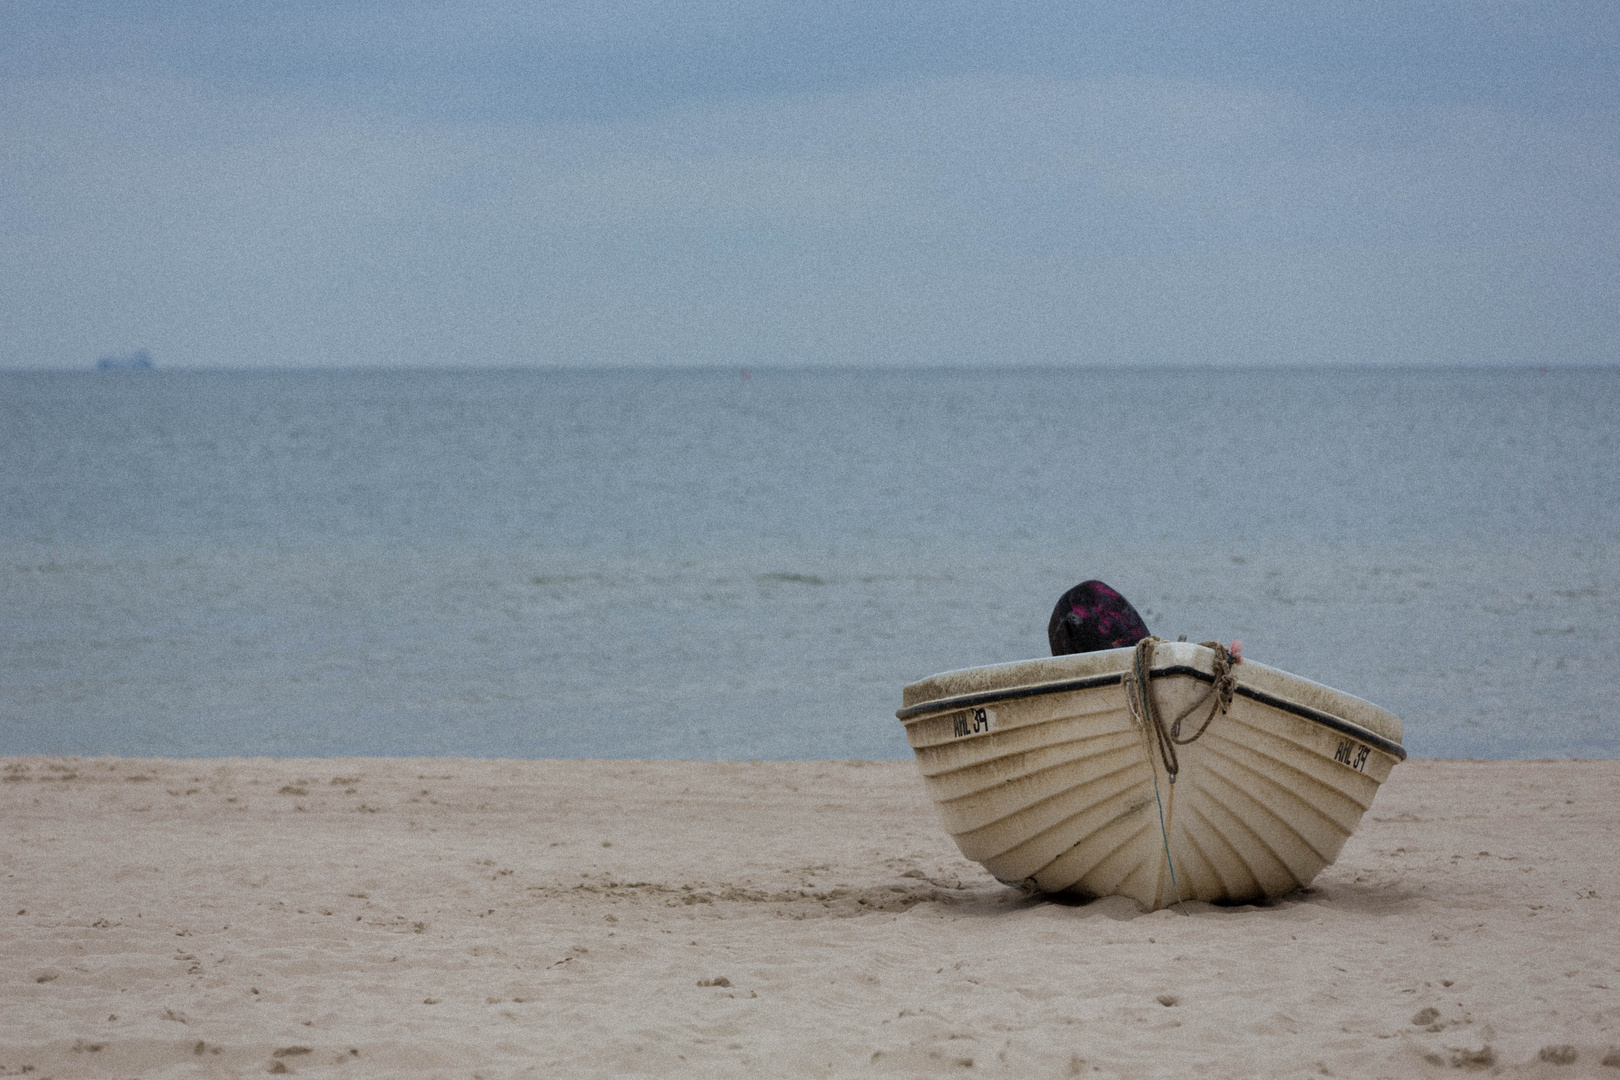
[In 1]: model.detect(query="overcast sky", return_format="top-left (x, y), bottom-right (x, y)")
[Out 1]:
top-left (2, 1), bottom-right (1616, 368)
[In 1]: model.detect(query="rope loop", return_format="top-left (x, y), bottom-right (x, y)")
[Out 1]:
top-left (1121, 637), bottom-right (1242, 784)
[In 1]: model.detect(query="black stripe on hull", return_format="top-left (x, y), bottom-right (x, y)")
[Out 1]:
top-left (897, 664), bottom-right (1406, 761)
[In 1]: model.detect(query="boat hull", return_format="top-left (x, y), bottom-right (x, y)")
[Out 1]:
top-left (897, 644), bottom-right (1404, 909)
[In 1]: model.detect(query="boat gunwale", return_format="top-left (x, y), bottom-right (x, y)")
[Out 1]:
top-left (896, 664), bottom-right (1408, 761)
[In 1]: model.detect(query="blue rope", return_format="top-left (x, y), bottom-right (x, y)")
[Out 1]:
top-left (1136, 642), bottom-right (1190, 917)
top-left (1148, 766), bottom-right (1189, 916)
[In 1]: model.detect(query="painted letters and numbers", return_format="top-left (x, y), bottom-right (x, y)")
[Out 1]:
top-left (951, 707), bottom-right (996, 738)
top-left (1333, 738), bottom-right (1372, 772)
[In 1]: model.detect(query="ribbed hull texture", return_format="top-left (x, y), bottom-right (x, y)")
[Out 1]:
top-left (904, 675), bottom-right (1398, 909)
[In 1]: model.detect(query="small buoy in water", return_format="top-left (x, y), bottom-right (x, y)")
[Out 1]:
top-left (1047, 580), bottom-right (1150, 656)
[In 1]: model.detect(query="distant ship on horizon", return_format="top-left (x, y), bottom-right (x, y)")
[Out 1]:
top-left (96, 348), bottom-right (154, 371)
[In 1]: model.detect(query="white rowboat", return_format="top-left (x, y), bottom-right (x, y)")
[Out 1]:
top-left (897, 642), bottom-right (1405, 909)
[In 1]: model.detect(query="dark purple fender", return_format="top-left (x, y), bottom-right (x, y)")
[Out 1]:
top-left (1047, 580), bottom-right (1151, 656)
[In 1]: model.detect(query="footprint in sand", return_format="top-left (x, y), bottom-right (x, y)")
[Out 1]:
top-left (1424, 1045), bottom-right (1494, 1069)
top-left (1537, 1045), bottom-right (1577, 1065)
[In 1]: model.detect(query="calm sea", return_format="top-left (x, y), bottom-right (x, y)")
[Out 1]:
top-left (2, 367), bottom-right (1615, 760)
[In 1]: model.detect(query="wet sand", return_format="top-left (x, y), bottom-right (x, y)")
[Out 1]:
top-left (2, 756), bottom-right (1617, 1078)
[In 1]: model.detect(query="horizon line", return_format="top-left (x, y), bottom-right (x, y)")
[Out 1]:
top-left (4, 360), bottom-right (1617, 376)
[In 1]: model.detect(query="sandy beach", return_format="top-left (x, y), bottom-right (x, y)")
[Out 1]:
top-left (2, 756), bottom-right (1616, 1078)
